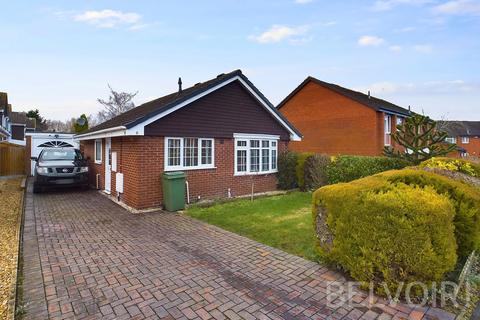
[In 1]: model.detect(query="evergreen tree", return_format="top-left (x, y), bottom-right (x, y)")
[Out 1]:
top-left (384, 114), bottom-right (457, 164)
top-left (74, 114), bottom-right (89, 133)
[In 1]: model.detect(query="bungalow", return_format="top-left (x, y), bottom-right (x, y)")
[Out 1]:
top-left (277, 77), bottom-right (411, 156)
top-left (76, 70), bottom-right (301, 210)
top-left (442, 121), bottom-right (480, 158)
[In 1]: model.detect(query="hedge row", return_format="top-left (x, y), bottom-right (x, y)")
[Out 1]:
top-left (277, 152), bottom-right (409, 191)
top-left (420, 157), bottom-right (480, 177)
top-left (313, 168), bottom-right (480, 296)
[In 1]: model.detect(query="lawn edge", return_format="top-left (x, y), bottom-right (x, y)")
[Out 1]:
top-left (6, 177), bottom-right (26, 320)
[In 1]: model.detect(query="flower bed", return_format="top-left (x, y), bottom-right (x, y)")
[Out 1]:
top-left (0, 178), bottom-right (24, 319)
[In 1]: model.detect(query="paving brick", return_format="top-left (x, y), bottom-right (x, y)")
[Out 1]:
top-left (22, 183), bottom-right (458, 320)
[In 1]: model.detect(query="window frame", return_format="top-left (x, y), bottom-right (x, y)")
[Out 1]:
top-left (94, 139), bottom-right (102, 164)
top-left (164, 137), bottom-right (215, 171)
top-left (445, 137), bottom-right (457, 144)
top-left (384, 114), bottom-right (392, 146)
top-left (461, 136), bottom-right (470, 144)
top-left (234, 133), bottom-right (279, 176)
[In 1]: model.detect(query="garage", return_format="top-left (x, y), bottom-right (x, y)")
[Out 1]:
top-left (26, 132), bottom-right (78, 176)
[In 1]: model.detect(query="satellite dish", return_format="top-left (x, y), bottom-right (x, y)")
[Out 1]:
top-left (76, 117), bottom-right (86, 126)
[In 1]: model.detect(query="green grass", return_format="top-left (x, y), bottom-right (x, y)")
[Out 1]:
top-left (185, 192), bottom-right (321, 262)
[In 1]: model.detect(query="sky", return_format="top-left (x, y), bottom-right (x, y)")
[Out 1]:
top-left (0, 0), bottom-right (479, 121)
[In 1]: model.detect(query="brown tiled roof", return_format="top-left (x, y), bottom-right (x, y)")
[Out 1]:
top-left (277, 76), bottom-right (412, 116)
top-left (10, 111), bottom-right (28, 124)
top-left (442, 121), bottom-right (480, 137)
top-left (84, 70), bottom-right (302, 138)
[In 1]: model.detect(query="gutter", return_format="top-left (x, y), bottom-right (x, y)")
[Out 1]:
top-left (74, 126), bottom-right (127, 140)
top-left (379, 108), bottom-right (411, 118)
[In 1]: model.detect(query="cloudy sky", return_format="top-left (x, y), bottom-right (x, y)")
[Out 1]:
top-left (0, 0), bottom-right (479, 121)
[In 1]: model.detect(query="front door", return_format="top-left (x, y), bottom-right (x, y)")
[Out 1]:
top-left (105, 138), bottom-right (112, 193)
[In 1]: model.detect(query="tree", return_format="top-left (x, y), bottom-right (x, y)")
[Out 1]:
top-left (74, 114), bottom-right (89, 133)
top-left (384, 114), bottom-right (457, 164)
top-left (26, 109), bottom-right (47, 130)
top-left (97, 85), bottom-right (138, 122)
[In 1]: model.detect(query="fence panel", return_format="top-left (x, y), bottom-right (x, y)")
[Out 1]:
top-left (0, 142), bottom-right (26, 176)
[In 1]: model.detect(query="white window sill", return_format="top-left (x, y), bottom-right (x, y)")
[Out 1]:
top-left (234, 170), bottom-right (278, 177)
top-left (164, 166), bottom-right (216, 172)
top-left (95, 161), bottom-right (102, 165)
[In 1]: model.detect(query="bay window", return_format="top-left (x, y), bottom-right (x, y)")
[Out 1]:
top-left (165, 137), bottom-right (214, 170)
top-left (234, 134), bottom-right (279, 175)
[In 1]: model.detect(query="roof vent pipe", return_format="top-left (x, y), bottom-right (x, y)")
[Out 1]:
top-left (178, 77), bottom-right (182, 93)
top-left (368, 90), bottom-right (371, 99)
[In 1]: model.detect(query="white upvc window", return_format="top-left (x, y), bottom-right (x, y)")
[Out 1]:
top-left (384, 115), bottom-right (392, 146)
top-left (445, 137), bottom-right (457, 144)
top-left (461, 136), bottom-right (470, 144)
top-left (164, 137), bottom-right (214, 171)
top-left (234, 133), bottom-right (279, 176)
top-left (94, 139), bottom-right (102, 164)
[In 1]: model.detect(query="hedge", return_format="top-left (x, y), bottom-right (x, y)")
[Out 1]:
top-left (277, 151), bottom-right (298, 189)
top-left (326, 155), bottom-right (409, 184)
top-left (313, 169), bottom-right (480, 295)
top-left (303, 154), bottom-right (330, 191)
top-left (420, 157), bottom-right (480, 177)
top-left (382, 169), bottom-right (480, 259)
top-left (296, 153), bottom-right (314, 191)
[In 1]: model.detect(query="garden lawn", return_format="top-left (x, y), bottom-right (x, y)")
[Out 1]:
top-left (0, 178), bottom-right (23, 319)
top-left (185, 192), bottom-right (321, 262)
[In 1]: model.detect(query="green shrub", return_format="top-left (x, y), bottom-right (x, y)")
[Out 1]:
top-left (314, 180), bottom-right (457, 296)
top-left (382, 169), bottom-right (480, 259)
top-left (304, 154), bottom-right (331, 191)
top-left (420, 157), bottom-right (480, 177)
top-left (296, 153), bottom-right (314, 191)
top-left (277, 151), bottom-right (298, 189)
top-left (326, 155), bottom-right (409, 184)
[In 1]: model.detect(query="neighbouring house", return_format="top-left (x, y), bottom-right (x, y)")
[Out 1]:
top-left (277, 77), bottom-right (412, 156)
top-left (9, 111), bottom-right (36, 145)
top-left (75, 70), bottom-right (301, 210)
top-left (0, 92), bottom-right (37, 145)
top-left (442, 121), bottom-right (480, 158)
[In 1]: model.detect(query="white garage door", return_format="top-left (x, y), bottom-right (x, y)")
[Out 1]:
top-left (28, 133), bottom-right (79, 175)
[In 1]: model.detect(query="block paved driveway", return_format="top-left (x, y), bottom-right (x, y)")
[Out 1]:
top-left (21, 182), bottom-right (455, 320)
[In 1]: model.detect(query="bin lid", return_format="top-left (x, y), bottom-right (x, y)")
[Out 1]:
top-left (163, 171), bottom-right (186, 179)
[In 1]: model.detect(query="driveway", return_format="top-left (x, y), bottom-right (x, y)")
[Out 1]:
top-left (21, 183), bottom-right (454, 320)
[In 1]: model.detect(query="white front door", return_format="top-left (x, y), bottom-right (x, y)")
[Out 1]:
top-left (105, 138), bottom-right (112, 193)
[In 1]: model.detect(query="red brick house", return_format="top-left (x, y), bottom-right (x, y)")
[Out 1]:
top-left (76, 70), bottom-right (301, 210)
top-left (442, 121), bottom-right (480, 159)
top-left (277, 77), bottom-right (412, 156)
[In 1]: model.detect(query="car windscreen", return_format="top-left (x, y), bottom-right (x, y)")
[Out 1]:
top-left (39, 149), bottom-right (83, 161)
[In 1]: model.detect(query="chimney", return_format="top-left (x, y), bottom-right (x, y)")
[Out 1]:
top-left (368, 90), bottom-right (371, 99)
top-left (178, 77), bottom-right (182, 93)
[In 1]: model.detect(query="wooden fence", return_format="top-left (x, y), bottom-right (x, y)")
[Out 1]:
top-left (0, 142), bottom-right (25, 176)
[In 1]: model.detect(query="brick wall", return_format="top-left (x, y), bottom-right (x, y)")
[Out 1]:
top-left (279, 81), bottom-right (394, 156)
top-left (82, 136), bottom-right (287, 210)
top-left (458, 136), bottom-right (480, 158)
top-left (447, 136), bottom-right (480, 158)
